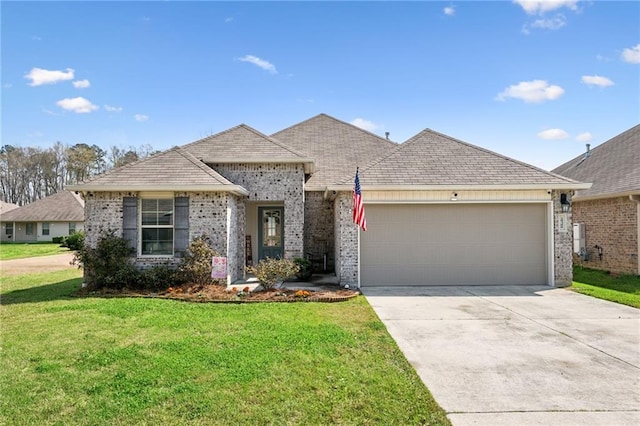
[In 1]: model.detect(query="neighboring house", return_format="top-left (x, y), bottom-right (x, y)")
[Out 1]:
top-left (553, 124), bottom-right (640, 276)
top-left (0, 191), bottom-right (85, 243)
top-left (1, 201), bottom-right (19, 215)
top-left (67, 114), bottom-right (588, 287)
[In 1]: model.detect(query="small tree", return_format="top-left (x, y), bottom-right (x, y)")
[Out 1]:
top-left (73, 230), bottom-right (138, 290)
top-left (178, 235), bottom-right (221, 285)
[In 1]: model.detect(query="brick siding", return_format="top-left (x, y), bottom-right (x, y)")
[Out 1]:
top-left (304, 191), bottom-right (335, 272)
top-left (572, 196), bottom-right (639, 275)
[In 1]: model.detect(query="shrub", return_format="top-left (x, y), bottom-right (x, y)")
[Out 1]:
top-left (73, 230), bottom-right (137, 290)
top-left (52, 236), bottom-right (66, 245)
top-left (64, 231), bottom-right (85, 251)
top-left (294, 257), bottom-right (312, 280)
top-left (138, 266), bottom-right (178, 292)
top-left (246, 258), bottom-right (299, 289)
top-left (178, 235), bottom-right (221, 285)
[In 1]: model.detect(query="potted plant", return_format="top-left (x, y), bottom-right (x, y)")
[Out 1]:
top-left (293, 257), bottom-right (312, 281)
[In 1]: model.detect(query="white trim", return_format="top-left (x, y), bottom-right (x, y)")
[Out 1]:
top-left (325, 183), bottom-right (591, 192)
top-left (201, 157), bottom-right (315, 173)
top-left (138, 197), bottom-right (175, 257)
top-left (67, 184), bottom-right (250, 196)
top-left (547, 201), bottom-right (555, 287)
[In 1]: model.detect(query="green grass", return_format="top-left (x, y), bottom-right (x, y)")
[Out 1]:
top-left (571, 267), bottom-right (640, 308)
top-left (0, 242), bottom-right (70, 260)
top-left (0, 270), bottom-right (450, 425)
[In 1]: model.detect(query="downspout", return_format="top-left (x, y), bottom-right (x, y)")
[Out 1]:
top-left (630, 195), bottom-right (640, 275)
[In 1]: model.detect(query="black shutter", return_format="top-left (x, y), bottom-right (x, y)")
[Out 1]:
top-left (174, 197), bottom-right (189, 257)
top-left (122, 197), bottom-right (138, 253)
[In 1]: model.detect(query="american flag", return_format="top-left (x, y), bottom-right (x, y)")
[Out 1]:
top-left (353, 169), bottom-right (367, 231)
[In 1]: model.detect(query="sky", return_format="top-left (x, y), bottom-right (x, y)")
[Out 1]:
top-left (2, 0), bottom-right (639, 171)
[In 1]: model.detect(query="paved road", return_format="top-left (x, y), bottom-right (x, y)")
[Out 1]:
top-left (363, 285), bottom-right (640, 426)
top-left (0, 252), bottom-right (77, 276)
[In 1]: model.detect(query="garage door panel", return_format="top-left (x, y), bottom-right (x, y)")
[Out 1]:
top-left (361, 204), bottom-right (548, 286)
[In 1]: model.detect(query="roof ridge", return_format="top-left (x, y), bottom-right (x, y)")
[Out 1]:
top-left (272, 113), bottom-right (397, 148)
top-left (237, 124), bottom-right (311, 159)
top-left (416, 128), bottom-right (582, 184)
top-left (180, 123), bottom-right (248, 152)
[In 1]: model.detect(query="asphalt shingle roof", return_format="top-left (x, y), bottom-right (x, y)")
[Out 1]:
top-left (1, 191), bottom-right (84, 222)
top-left (340, 128), bottom-right (582, 187)
top-left (552, 124), bottom-right (640, 200)
top-left (0, 201), bottom-right (19, 215)
top-left (183, 124), bottom-right (312, 164)
top-left (271, 114), bottom-right (397, 188)
top-left (66, 147), bottom-right (245, 192)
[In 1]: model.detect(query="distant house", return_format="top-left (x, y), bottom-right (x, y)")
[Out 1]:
top-left (0, 201), bottom-right (19, 215)
top-left (68, 114), bottom-right (588, 287)
top-left (553, 124), bottom-right (640, 276)
top-left (0, 191), bottom-right (85, 243)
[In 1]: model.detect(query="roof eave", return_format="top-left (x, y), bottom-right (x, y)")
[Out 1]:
top-left (201, 157), bottom-right (315, 173)
top-left (323, 183), bottom-right (593, 192)
top-left (66, 184), bottom-right (250, 196)
top-left (572, 189), bottom-right (640, 202)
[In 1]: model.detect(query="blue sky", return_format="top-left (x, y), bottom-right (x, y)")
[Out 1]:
top-left (2, 0), bottom-right (638, 170)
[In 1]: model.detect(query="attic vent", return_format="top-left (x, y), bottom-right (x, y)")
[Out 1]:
top-left (385, 132), bottom-right (390, 140)
top-left (585, 143), bottom-right (591, 159)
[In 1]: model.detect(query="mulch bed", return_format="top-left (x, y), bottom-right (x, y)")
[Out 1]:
top-left (75, 283), bottom-right (359, 303)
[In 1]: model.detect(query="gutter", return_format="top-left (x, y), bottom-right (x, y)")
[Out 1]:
top-left (65, 184), bottom-right (250, 197)
top-left (323, 183), bottom-right (593, 192)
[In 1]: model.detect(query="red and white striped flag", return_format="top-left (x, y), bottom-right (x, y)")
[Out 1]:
top-left (353, 169), bottom-right (367, 231)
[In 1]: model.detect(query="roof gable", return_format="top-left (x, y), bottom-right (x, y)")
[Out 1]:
top-left (1, 191), bottom-right (84, 222)
top-left (338, 128), bottom-right (583, 188)
top-left (66, 147), bottom-right (248, 194)
top-left (183, 124), bottom-right (313, 169)
top-left (272, 114), bottom-right (397, 188)
top-left (552, 124), bottom-right (640, 199)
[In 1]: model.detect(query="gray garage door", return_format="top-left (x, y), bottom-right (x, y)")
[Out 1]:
top-left (360, 203), bottom-right (548, 286)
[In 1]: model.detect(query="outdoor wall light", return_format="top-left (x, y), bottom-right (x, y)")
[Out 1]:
top-left (560, 193), bottom-right (571, 213)
top-left (450, 192), bottom-right (458, 201)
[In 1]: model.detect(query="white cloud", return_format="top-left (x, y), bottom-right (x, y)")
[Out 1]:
top-left (72, 79), bottom-right (91, 89)
top-left (575, 132), bottom-right (592, 142)
top-left (350, 118), bottom-right (379, 132)
top-left (3, 83), bottom-right (12, 89)
top-left (225, 17), bottom-right (234, 23)
top-left (134, 114), bottom-right (149, 122)
top-left (514, 0), bottom-right (578, 15)
top-left (581, 75), bottom-right (614, 87)
top-left (238, 55), bottom-right (277, 74)
top-left (621, 44), bottom-right (640, 64)
top-left (25, 67), bottom-right (74, 86)
top-left (538, 128), bottom-right (569, 140)
top-left (530, 14), bottom-right (566, 30)
top-left (56, 97), bottom-right (98, 113)
top-left (443, 6), bottom-right (455, 16)
top-left (32, 35), bottom-right (42, 41)
top-left (496, 80), bottom-right (564, 103)
top-left (596, 54), bottom-right (610, 62)
top-left (105, 105), bottom-right (123, 112)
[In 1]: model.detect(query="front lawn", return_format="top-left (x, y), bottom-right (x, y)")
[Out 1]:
top-left (0, 269), bottom-right (450, 425)
top-left (572, 267), bottom-right (640, 308)
top-left (0, 242), bottom-right (70, 260)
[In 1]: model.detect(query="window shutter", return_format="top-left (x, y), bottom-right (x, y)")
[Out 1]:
top-left (122, 197), bottom-right (138, 253)
top-left (174, 197), bottom-right (189, 257)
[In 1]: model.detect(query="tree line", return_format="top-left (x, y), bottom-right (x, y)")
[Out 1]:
top-left (0, 143), bottom-right (158, 206)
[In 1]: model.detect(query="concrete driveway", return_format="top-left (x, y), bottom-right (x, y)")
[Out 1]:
top-left (363, 286), bottom-right (640, 426)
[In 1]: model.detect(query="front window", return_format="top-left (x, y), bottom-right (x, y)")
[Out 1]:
top-left (141, 198), bottom-right (173, 255)
top-left (69, 222), bottom-right (76, 235)
top-left (26, 223), bottom-right (34, 235)
top-left (5, 223), bottom-right (13, 236)
top-left (42, 223), bottom-right (50, 236)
